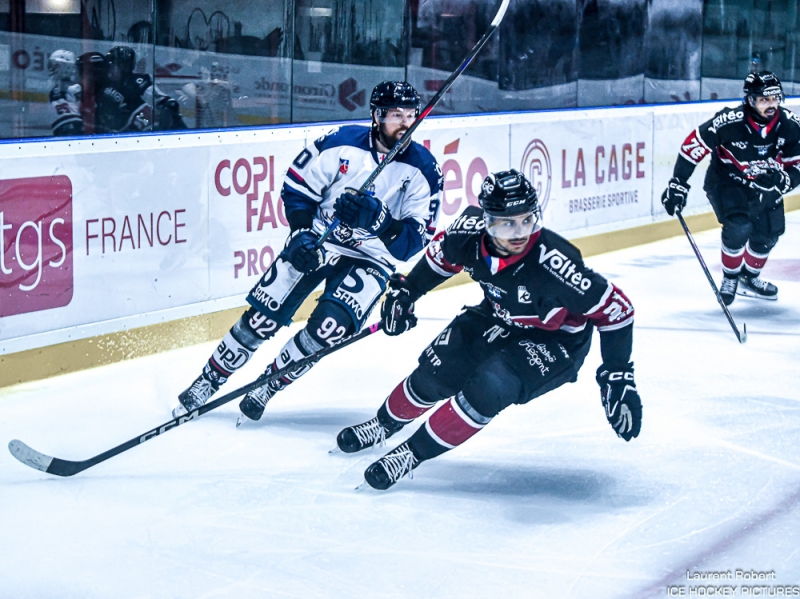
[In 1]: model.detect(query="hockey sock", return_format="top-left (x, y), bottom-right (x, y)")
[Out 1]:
top-left (268, 328), bottom-right (322, 391)
top-left (406, 391), bottom-right (493, 461)
top-left (720, 243), bottom-right (745, 276)
top-left (383, 377), bottom-right (437, 424)
top-left (204, 308), bottom-right (280, 383)
top-left (742, 242), bottom-right (770, 278)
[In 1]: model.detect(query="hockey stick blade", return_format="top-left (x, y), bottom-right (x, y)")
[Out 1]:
top-left (8, 322), bottom-right (383, 477)
top-left (8, 439), bottom-right (56, 474)
top-left (317, 0), bottom-right (511, 246)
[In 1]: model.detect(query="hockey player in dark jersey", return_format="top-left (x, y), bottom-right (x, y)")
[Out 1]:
top-left (173, 81), bottom-right (442, 425)
top-left (335, 169), bottom-right (640, 490)
top-left (94, 46), bottom-right (186, 134)
top-left (661, 71), bottom-right (800, 305)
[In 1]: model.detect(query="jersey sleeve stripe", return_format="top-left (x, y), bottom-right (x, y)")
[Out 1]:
top-left (283, 177), bottom-right (321, 202)
top-left (424, 252), bottom-right (458, 277)
top-left (584, 281), bottom-right (614, 315)
top-left (596, 319), bottom-right (634, 332)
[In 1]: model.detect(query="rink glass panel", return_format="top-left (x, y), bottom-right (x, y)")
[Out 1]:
top-left (1, 0), bottom-right (800, 140)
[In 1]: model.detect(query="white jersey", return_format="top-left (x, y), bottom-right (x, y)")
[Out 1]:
top-left (281, 125), bottom-right (442, 270)
top-left (48, 81), bottom-right (83, 136)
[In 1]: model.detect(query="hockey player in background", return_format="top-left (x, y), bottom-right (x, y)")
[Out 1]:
top-left (173, 81), bottom-right (443, 425)
top-left (47, 50), bottom-right (83, 137)
top-left (335, 169), bottom-right (640, 490)
top-left (94, 46), bottom-right (186, 134)
top-left (661, 71), bottom-right (800, 305)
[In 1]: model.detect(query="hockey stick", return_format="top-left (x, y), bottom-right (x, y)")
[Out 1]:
top-left (317, 0), bottom-right (511, 246)
top-left (8, 322), bottom-right (383, 477)
top-left (676, 212), bottom-right (747, 343)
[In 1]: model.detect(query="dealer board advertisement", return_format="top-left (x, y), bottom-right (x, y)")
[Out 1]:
top-left (2, 102), bottom-right (742, 355)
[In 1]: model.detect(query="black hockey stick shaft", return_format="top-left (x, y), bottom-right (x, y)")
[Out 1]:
top-left (8, 322), bottom-right (383, 477)
top-left (676, 212), bottom-right (747, 343)
top-left (316, 0), bottom-right (511, 246)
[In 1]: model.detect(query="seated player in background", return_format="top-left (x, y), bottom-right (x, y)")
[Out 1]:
top-left (336, 169), bottom-right (641, 490)
top-left (94, 46), bottom-right (186, 134)
top-left (47, 50), bottom-right (83, 137)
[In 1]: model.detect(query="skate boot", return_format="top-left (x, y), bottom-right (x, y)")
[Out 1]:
top-left (173, 373), bottom-right (221, 418)
top-left (237, 367), bottom-right (283, 424)
top-left (737, 274), bottom-right (778, 301)
top-left (337, 416), bottom-right (404, 453)
top-left (719, 274), bottom-right (739, 306)
top-left (364, 442), bottom-right (420, 490)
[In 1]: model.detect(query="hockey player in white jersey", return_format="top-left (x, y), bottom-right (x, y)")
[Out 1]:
top-left (47, 49), bottom-right (83, 137)
top-left (174, 81), bottom-right (443, 423)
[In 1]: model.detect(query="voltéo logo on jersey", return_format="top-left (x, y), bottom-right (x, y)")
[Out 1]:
top-left (338, 78), bottom-right (366, 112)
top-left (520, 139), bottom-right (551, 212)
top-left (0, 176), bottom-right (74, 317)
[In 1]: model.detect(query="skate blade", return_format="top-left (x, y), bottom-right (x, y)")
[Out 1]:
top-left (736, 288), bottom-right (778, 300)
top-left (329, 445), bottom-right (343, 455)
top-left (236, 414), bottom-right (252, 428)
top-left (172, 405), bottom-right (188, 419)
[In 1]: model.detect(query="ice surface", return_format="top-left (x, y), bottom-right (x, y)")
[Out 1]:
top-left (2, 213), bottom-right (799, 598)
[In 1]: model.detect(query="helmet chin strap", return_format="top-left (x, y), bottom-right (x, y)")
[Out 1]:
top-left (484, 234), bottom-right (511, 257)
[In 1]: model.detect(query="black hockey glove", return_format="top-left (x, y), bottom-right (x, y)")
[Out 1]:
top-left (748, 167), bottom-right (792, 203)
top-left (661, 177), bottom-right (690, 216)
top-left (334, 189), bottom-right (392, 236)
top-left (596, 363), bottom-right (642, 442)
top-left (381, 273), bottom-right (418, 336)
top-left (281, 228), bottom-right (326, 274)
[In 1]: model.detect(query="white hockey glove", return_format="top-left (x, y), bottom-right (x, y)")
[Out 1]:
top-left (596, 363), bottom-right (642, 442)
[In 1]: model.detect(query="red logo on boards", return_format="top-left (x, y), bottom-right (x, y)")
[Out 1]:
top-left (0, 176), bottom-right (74, 317)
top-left (520, 139), bottom-right (552, 212)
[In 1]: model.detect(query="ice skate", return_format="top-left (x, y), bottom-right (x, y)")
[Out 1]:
top-left (737, 274), bottom-right (778, 301)
top-left (363, 442), bottom-right (420, 490)
top-left (337, 416), bottom-right (404, 453)
top-left (237, 379), bottom-right (280, 426)
top-left (173, 373), bottom-right (220, 418)
top-left (719, 274), bottom-right (739, 306)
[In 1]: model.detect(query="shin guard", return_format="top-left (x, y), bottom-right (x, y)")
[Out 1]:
top-left (408, 391), bottom-right (492, 461)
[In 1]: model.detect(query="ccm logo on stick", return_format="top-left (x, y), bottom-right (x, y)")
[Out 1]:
top-left (0, 176), bottom-right (73, 317)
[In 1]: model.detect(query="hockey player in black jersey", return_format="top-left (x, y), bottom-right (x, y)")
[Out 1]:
top-left (661, 71), bottom-right (800, 305)
top-left (94, 46), bottom-right (186, 134)
top-left (336, 169), bottom-right (640, 490)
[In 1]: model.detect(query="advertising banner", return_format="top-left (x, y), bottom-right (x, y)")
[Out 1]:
top-left (510, 108), bottom-right (653, 235)
top-left (1, 102), bottom-right (745, 355)
top-left (206, 128), bottom-right (309, 298)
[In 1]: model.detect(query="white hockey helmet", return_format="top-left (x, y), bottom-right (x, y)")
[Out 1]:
top-left (48, 49), bottom-right (77, 82)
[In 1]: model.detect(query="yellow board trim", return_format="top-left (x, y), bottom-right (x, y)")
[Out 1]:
top-left (2, 195), bottom-right (799, 390)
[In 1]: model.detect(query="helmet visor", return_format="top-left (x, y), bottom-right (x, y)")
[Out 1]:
top-left (484, 210), bottom-right (540, 240)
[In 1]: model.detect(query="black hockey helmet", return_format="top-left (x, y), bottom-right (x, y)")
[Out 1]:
top-left (479, 169), bottom-right (539, 216)
top-left (76, 51), bottom-right (107, 84)
top-left (743, 71), bottom-right (783, 102)
top-left (370, 81), bottom-right (421, 117)
top-left (106, 46), bottom-right (137, 75)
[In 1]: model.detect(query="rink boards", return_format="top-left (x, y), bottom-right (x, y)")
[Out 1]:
top-left (1, 101), bottom-right (799, 385)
